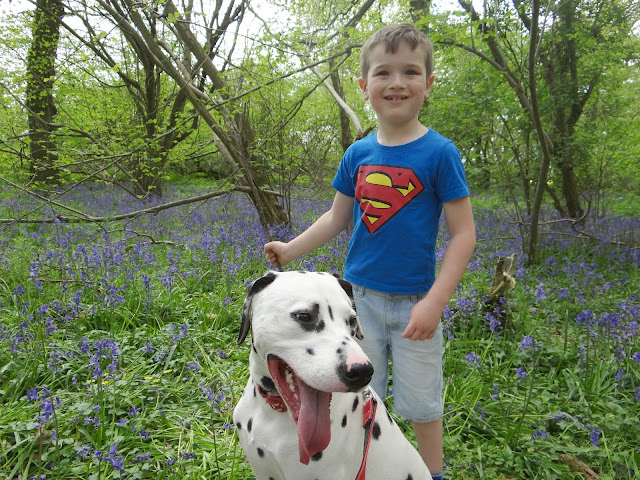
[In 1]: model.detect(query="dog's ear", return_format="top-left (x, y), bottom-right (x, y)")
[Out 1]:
top-left (334, 275), bottom-right (364, 340)
top-left (237, 272), bottom-right (278, 345)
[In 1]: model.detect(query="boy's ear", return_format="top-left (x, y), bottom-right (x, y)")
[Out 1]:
top-left (425, 74), bottom-right (435, 99)
top-left (358, 77), bottom-right (369, 100)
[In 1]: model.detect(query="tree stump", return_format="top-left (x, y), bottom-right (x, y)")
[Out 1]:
top-left (486, 253), bottom-right (517, 303)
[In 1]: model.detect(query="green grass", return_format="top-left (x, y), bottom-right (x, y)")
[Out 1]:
top-left (0, 185), bottom-right (638, 479)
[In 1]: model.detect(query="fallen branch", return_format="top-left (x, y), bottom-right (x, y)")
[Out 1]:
top-left (0, 185), bottom-right (281, 224)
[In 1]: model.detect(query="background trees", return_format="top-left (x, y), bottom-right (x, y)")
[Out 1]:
top-left (0, 0), bottom-right (638, 262)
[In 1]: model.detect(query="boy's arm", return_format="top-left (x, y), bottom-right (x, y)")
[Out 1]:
top-left (264, 191), bottom-right (354, 267)
top-left (402, 196), bottom-right (476, 341)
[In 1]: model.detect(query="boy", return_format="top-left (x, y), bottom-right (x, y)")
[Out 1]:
top-left (264, 23), bottom-right (476, 480)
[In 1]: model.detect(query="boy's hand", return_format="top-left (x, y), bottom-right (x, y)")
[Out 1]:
top-left (264, 241), bottom-right (292, 268)
top-left (402, 298), bottom-right (441, 341)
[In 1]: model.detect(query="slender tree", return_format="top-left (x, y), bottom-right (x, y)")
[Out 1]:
top-left (25, 0), bottom-right (64, 185)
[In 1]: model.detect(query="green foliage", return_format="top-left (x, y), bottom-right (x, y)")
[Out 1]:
top-left (1, 184), bottom-right (639, 479)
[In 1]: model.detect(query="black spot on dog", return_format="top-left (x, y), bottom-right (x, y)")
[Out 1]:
top-left (372, 422), bottom-right (381, 439)
top-left (342, 415), bottom-right (348, 427)
top-left (257, 447), bottom-right (264, 457)
top-left (291, 303), bottom-right (321, 332)
top-left (352, 395), bottom-right (359, 412)
top-left (236, 422), bottom-right (242, 430)
top-left (328, 305), bottom-right (334, 321)
top-left (406, 475), bottom-right (413, 480)
top-left (315, 319), bottom-right (325, 333)
top-left (306, 347), bottom-right (315, 355)
top-left (311, 451), bottom-right (323, 461)
top-left (337, 348), bottom-right (343, 354)
top-left (261, 376), bottom-right (276, 392)
top-left (247, 418), bottom-right (253, 432)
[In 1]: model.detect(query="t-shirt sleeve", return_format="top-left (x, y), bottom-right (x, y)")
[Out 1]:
top-left (332, 151), bottom-right (356, 198)
top-left (436, 141), bottom-right (470, 203)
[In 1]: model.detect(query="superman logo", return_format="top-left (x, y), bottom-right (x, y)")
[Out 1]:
top-left (355, 165), bottom-right (424, 234)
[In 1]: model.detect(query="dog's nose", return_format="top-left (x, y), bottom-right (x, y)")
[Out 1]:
top-left (337, 361), bottom-right (374, 391)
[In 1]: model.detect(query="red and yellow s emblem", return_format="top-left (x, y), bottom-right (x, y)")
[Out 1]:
top-left (355, 165), bottom-right (424, 234)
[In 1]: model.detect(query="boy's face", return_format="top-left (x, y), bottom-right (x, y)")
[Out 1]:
top-left (359, 41), bottom-right (435, 129)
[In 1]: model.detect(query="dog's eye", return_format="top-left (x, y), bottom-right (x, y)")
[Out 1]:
top-left (292, 311), bottom-right (312, 322)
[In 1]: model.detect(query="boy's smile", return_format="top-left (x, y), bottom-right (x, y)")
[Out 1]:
top-left (359, 41), bottom-right (435, 144)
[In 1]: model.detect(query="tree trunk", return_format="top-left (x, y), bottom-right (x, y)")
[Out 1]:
top-left (26, 0), bottom-right (64, 185)
top-left (329, 59), bottom-right (353, 152)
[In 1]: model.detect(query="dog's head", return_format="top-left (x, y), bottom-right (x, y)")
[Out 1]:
top-left (237, 270), bottom-right (372, 464)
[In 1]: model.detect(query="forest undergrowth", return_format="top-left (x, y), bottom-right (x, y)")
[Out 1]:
top-left (0, 182), bottom-right (638, 479)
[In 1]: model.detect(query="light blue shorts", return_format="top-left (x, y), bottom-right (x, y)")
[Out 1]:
top-left (352, 284), bottom-right (444, 423)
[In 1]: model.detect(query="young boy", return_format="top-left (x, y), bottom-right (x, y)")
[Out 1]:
top-left (264, 23), bottom-right (476, 480)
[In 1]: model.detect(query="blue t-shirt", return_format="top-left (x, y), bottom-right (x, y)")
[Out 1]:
top-left (332, 130), bottom-right (470, 294)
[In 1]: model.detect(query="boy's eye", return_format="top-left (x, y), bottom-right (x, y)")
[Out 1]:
top-left (375, 70), bottom-right (389, 76)
top-left (406, 69), bottom-right (420, 75)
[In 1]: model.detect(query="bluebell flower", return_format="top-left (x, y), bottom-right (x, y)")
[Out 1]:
top-left (133, 453), bottom-right (151, 463)
top-left (485, 312), bottom-right (502, 335)
top-left (632, 352), bottom-right (640, 364)
top-left (490, 385), bottom-right (499, 399)
top-left (79, 337), bottom-right (89, 354)
top-left (590, 427), bottom-right (601, 447)
top-left (89, 338), bottom-right (120, 378)
top-left (465, 352), bottom-right (480, 365)
top-left (84, 415), bottom-right (100, 427)
top-left (134, 453), bottom-right (151, 463)
top-left (27, 387), bottom-right (39, 402)
top-left (532, 429), bottom-right (548, 443)
top-left (186, 361), bottom-right (199, 373)
top-left (169, 323), bottom-right (189, 343)
top-left (518, 335), bottom-right (542, 354)
top-left (77, 445), bottom-right (91, 460)
top-left (516, 367), bottom-right (527, 382)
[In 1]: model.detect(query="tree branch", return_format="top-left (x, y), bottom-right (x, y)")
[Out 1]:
top-left (0, 185), bottom-right (281, 224)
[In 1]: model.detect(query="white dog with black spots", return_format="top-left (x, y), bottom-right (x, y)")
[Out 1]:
top-left (234, 271), bottom-right (432, 480)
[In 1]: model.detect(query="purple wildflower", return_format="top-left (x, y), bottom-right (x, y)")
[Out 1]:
top-left (465, 352), bottom-right (480, 365)
top-left (532, 429), bottom-right (548, 443)
top-left (516, 367), bottom-right (528, 382)
top-left (485, 312), bottom-right (502, 335)
top-left (590, 427), bottom-right (601, 447)
top-left (519, 335), bottom-right (542, 354)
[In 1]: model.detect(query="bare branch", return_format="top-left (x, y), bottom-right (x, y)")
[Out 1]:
top-left (0, 186), bottom-right (281, 224)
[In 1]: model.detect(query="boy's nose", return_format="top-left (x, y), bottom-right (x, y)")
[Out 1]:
top-left (388, 73), bottom-right (405, 88)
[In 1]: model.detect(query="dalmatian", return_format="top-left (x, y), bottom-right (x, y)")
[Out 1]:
top-left (234, 270), bottom-right (432, 480)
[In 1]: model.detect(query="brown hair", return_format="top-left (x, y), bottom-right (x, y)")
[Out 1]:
top-left (360, 23), bottom-right (434, 79)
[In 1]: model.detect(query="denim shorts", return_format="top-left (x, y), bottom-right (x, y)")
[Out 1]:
top-left (352, 284), bottom-right (444, 423)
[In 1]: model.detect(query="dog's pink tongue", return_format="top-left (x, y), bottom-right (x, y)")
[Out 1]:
top-left (267, 358), bottom-right (332, 465)
top-left (297, 384), bottom-right (332, 464)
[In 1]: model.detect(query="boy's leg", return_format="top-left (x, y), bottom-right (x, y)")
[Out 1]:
top-left (387, 293), bottom-right (444, 475)
top-left (414, 418), bottom-right (443, 474)
top-left (351, 285), bottom-right (391, 399)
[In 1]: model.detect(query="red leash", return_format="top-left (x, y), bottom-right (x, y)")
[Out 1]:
top-left (355, 390), bottom-right (377, 480)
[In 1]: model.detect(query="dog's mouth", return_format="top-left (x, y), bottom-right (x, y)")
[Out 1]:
top-left (267, 354), bottom-right (332, 465)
